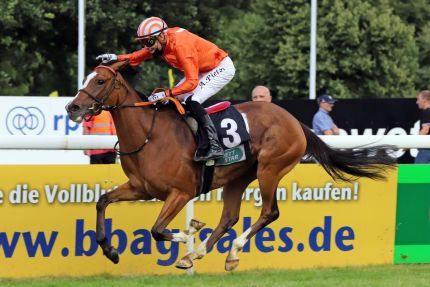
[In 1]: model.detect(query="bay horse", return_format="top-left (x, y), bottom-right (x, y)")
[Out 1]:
top-left (66, 61), bottom-right (395, 271)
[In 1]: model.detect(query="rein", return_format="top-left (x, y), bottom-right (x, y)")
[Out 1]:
top-left (114, 107), bottom-right (158, 156)
top-left (79, 65), bottom-right (184, 156)
top-left (112, 97), bottom-right (184, 156)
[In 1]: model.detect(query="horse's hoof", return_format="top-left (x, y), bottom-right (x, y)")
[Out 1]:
top-left (106, 247), bottom-right (120, 264)
top-left (176, 256), bottom-right (193, 269)
top-left (225, 259), bottom-right (239, 271)
top-left (190, 219), bottom-right (206, 231)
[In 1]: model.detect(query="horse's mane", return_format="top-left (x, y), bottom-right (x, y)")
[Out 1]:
top-left (115, 64), bottom-right (148, 101)
top-left (119, 65), bottom-right (139, 87)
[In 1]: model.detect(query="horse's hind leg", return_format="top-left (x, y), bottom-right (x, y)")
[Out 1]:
top-left (186, 219), bottom-right (206, 237)
top-left (176, 169), bottom-right (256, 270)
top-left (225, 160), bottom-right (299, 271)
top-left (96, 181), bottom-right (151, 264)
top-left (170, 219), bottom-right (206, 243)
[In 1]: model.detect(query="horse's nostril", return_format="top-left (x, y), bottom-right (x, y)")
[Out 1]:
top-left (69, 104), bottom-right (80, 112)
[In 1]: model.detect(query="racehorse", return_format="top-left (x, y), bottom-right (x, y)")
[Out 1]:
top-left (66, 61), bottom-right (396, 271)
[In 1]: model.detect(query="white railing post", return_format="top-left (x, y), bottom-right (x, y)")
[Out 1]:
top-left (185, 201), bottom-right (194, 275)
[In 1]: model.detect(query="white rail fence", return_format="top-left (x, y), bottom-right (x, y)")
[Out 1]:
top-left (0, 135), bottom-right (429, 149)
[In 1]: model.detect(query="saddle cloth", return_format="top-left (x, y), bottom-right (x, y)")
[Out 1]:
top-left (185, 101), bottom-right (251, 167)
top-left (195, 102), bottom-right (251, 196)
top-left (208, 103), bottom-right (250, 150)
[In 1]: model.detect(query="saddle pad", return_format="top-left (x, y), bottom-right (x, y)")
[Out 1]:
top-left (209, 106), bottom-right (250, 150)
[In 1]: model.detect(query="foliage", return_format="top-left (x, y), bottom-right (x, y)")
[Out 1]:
top-left (0, 1), bottom-right (428, 98)
top-left (390, 0), bottom-right (430, 91)
top-left (249, 0), bottom-right (418, 99)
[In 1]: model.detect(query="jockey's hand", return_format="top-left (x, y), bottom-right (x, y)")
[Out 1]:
top-left (148, 91), bottom-right (166, 102)
top-left (96, 53), bottom-right (118, 64)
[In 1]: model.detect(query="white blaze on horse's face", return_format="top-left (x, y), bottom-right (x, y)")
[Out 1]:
top-left (68, 71), bottom-right (98, 123)
top-left (75, 71), bottom-right (97, 98)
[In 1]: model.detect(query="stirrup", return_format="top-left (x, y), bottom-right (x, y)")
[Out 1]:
top-left (194, 147), bottom-right (224, 162)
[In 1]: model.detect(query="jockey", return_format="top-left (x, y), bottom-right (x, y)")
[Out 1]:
top-left (96, 17), bottom-right (235, 162)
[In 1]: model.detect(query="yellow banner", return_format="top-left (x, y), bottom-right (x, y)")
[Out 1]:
top-left (0, 165), bottom-right (186, 278)
top-left (0, 165), bottom-right (397, 277)
top-left (192, 164), bottom-right (397, 272)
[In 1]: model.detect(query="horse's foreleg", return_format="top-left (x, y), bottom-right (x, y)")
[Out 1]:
top-left (150, 188), bottom-right (192, 242)
top-left (96, 181), bottom-right (149, 264)
top-left (176, 171), bottom-right (255, 270)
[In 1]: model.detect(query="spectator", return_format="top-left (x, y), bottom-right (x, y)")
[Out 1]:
top-left (251, 85), bottom-right (272, 102)
top-left (83, 111), bottom-right (117, 164)
top-left (312, 94), bottom-right (340, 135)
top-left (415, 90), bottom-right (430, 163)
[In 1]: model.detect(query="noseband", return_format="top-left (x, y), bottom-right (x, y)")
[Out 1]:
top-left (79, 65), bottom-right (120, 115)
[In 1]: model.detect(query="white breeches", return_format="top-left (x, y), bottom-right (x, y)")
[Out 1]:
top-left (176, 56), bottom-right (235, 104)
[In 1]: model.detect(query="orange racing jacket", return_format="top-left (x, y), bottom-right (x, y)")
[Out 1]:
top-left (117, 27), bottom-right (228, 97)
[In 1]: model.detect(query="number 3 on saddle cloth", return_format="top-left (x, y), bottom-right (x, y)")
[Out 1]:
top-left (187, 101), bottom-right (251, 196)
top-left (205, 101), bottom-right (251, 165)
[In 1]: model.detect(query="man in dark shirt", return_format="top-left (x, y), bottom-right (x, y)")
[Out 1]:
top-left (415, 90), bottom-right (430, 163)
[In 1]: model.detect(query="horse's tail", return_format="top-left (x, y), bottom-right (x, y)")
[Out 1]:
top-left (300, 123), bottom-right (397, 182)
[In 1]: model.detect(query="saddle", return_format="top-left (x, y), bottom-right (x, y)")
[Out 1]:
top-left (131, 91), bottom-right (251, 197)
top-left (185, 101), bottom-right (250, 164)
top-left (185, 101), bottom-right (251, 197)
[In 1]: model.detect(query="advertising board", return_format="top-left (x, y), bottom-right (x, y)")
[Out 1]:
top-left (0, 165), bottom-right (397, 277)
top-left (0, 165), bottom-right (186, 277)
top-left (192, 165), bottom-right (397, 272)
top-left (395, 165), bottom-right (430, 264)
top-left (0, 97), bottom-right (88, 164)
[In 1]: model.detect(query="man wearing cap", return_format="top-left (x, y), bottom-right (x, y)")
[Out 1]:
top-left (312, 94), bottom-right (340, 135)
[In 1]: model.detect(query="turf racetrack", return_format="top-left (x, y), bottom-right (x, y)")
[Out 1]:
top-left (1, 264), bottom-right (430, 287)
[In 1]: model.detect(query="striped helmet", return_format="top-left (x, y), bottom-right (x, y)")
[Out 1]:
top-left (136, 17), bottom-right (168, 39)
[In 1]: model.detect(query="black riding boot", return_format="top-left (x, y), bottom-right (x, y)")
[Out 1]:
top-left (198, 114), bottom-right (224, 161)
top-left (186, 98), bottom-right (224, 162)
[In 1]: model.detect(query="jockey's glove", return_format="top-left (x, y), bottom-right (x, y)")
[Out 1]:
top-left (96, 53), bottom-right (118, 64)
top-left (148, 91), bottom-right (166, 102)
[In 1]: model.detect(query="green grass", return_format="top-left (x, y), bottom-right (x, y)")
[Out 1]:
top-left (1, 265), bottom-right (430, 287)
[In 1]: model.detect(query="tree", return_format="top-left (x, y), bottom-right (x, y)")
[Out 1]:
top-left (0, 0), bottom-right (423, 99)
top-left (253, 0), bottom-right (418, 99)
top-left (0, 1), bottom-right (201, 96)
top-left (0, 1), bottom-right (73, 95)
top-left (390, 0), bottom-right (430, 91)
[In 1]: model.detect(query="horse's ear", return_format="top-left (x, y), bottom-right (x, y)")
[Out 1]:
top-left (112, 60), bottom-right (130, 71)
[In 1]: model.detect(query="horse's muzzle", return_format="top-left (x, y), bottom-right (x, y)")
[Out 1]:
top-left (65, 102), bottom-right (85, 123)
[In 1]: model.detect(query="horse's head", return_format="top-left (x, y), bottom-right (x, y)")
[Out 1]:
top-left (66, 60), bottom-right (129, 123)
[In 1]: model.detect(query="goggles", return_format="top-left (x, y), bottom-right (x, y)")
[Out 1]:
top-left (137, 36), bottom-right (158, 48)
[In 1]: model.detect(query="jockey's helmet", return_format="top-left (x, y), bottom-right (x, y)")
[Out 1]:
top-left (136, 17), bottom-right (168, 39)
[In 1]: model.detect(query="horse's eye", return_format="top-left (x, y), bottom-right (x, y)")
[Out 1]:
top-left (97, 79), bottom-right (105, 85)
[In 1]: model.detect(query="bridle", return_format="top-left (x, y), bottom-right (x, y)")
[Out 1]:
top-left (78, 64), bottom-right (157, 156)
top-left (78, 65), bottom-right (121, 115)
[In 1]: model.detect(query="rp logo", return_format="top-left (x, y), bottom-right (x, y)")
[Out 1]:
top-left (6, 106), bottom-right (46, 135)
